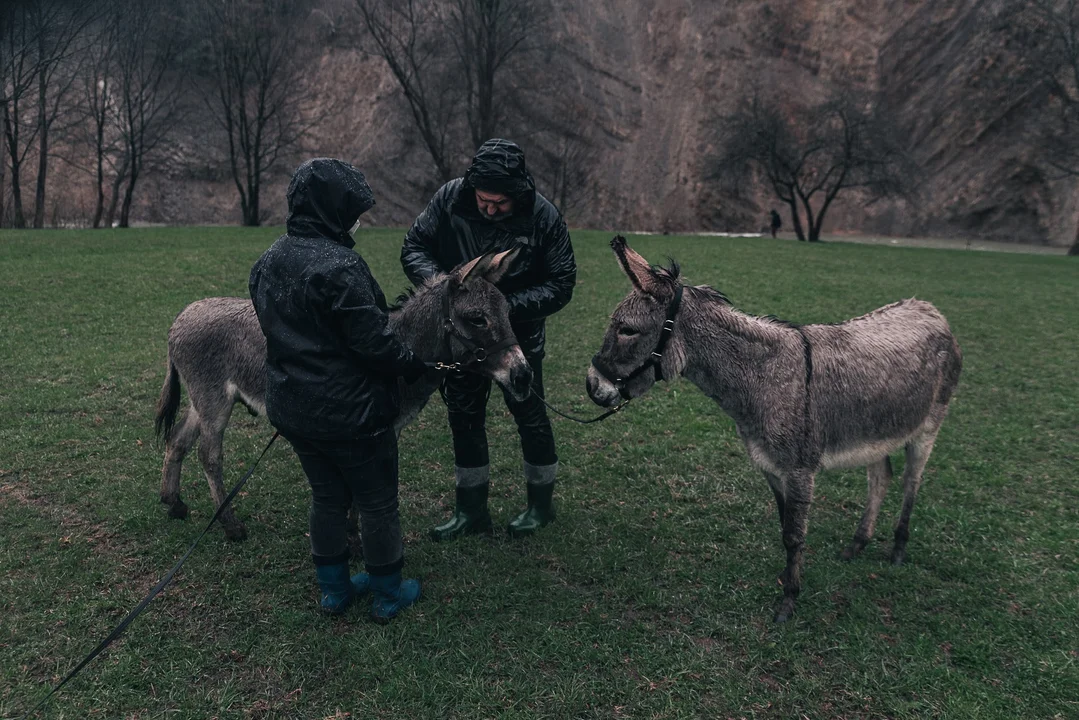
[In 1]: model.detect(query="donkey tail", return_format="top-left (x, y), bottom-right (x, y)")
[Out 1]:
top-left (155, 357), bottom-right (182, 442)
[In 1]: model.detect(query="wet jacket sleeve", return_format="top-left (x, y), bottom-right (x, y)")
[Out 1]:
top-left (327, 265), bottom-right (427, 378)
top-left (504, 211), bottom-right (577, 322)
top-left (401, 182), bottom-right (455, 286)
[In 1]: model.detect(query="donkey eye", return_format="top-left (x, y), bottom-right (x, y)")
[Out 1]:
top-left (465, 313), bottom-right (487, 328)
top-left (618, 326), bottom-right (639, 337)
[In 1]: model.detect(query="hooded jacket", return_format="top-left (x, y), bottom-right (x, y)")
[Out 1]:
top-left (249, 158), bottom-right (426, 440)
top-left (400, 139), bottom-right (576, 358)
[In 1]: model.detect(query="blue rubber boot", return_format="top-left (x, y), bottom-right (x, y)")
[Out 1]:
top-left (315, 563), bottom-right (353, 615)
top-left (369, 571), bottom-right (421, 623)
top-left (351, 572), bottom-right (371, 595)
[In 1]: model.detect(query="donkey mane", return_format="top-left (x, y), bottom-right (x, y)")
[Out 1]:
top-left (652, 257), bottom-right (732, 307)
top-left (389, 287), bottom-right (417, 311)
top-left (389, 272), bottom-right (457, 313)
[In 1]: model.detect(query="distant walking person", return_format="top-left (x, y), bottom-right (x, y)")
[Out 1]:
top-left (770, 209), bottom-right (782, 238)
top-left (250, 158), bottom-right (428, 622)
top-left (401, 139), bottom-right (577, 541)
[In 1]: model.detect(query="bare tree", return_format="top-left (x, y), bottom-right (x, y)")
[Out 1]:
top-left (27, 0), bottom-right (95, 228)
top-left (990, 0), bottom-right (1079, 255)
top-left (192, 0), bottom-right (320, 226)
top-left (354, 0), bottom-right (460, 182)
top-left (1, 2), bottom-right (41, 228)
top-left (444, 0), bottom-right (543, 150)
top-left (713, 92), bottom-right (914, 242)
top-left (71, 4), bottom-right (124, 228)
top-left (519, 97), bottom-right (600, 215)
top-left (112, 0), bottom-right (183, 228)
top-left (354, 0), bottom-right (552, 186)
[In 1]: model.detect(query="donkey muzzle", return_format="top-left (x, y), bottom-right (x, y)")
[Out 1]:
top-left (586, 364), bottom-right (623, 408)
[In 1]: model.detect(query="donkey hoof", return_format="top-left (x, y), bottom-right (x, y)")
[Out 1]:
top-left (840, 545), bottom-right (860, 561)
top-left (774, 598), bottom-right (797, 623)
top-left (167, 500), bottom-right (190, 520)
top-left (891, 548), bottom-right (906, 566)
top-left (224, 523), bottom-right (248, 542)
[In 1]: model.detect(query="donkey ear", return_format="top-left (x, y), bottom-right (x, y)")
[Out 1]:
top-left (455, 253), bottom-right (495, 285)
top-left (610, 235), bottom-right (658, 294)
top-left (481, 247), bottom-right (520, 285)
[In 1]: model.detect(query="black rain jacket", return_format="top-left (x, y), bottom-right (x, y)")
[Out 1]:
top-left (400, 139), bottom-right (576, 358)
top-left (250, 158), bottom-right (426, 440)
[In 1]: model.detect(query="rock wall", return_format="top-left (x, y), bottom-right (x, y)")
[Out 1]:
top-left (123, 0), bottom-right (1072, 247)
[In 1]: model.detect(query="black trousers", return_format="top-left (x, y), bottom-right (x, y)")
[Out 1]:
top-left (443, 355), bottom-right (557, 469)
top-left (283, 429), bottom-right (403, 576)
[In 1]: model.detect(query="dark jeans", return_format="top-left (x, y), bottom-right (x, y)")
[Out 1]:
top-left (443, 355), bottom-right (557, 469)
top-left (283, 429), bottom-right (403, 576)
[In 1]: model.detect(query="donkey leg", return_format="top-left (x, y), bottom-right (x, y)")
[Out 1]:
top-left (763, 472), bottom-right (785, 530)
top-left (160, 408), bottom-right (200, 520)
top-left (892, 427), bottom-right (940, 566)
top-left (775, 470), bottom-right (816, 623)
top-left (841, 456), bottom-right (893, 560)
top-left (197, 413), bottom-right (247, 541)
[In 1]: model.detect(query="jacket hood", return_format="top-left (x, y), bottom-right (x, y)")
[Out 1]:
top-left (454, 139), bottom-right (536, 231)
top-left (285, 158), bottom-right (375, 246)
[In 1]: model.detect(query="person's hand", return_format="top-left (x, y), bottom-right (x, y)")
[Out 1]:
top-left (402, 355), bottom-right (429, 384)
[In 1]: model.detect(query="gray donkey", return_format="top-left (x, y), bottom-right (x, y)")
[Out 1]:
top-left (587, 237), bottom-right (962, 622)
top-left (155, 249), bottom-right (531, 541)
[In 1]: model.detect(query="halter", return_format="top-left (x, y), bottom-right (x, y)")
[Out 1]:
top-left (592, 284), bottom-right (684, 400)
top-left (433, 286), bottom-right (519, 373)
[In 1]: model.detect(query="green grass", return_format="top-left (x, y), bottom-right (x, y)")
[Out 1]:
top-left (1, 227), bottom-right (1076, 719)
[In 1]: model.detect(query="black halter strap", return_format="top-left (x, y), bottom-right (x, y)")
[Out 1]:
top-left (593, 284), bottom-right (684, 399)
top-left (434, 288), bottom-right (518, 373)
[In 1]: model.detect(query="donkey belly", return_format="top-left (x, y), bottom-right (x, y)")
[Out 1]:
top-left (818, 433), bottom-right (916, 470)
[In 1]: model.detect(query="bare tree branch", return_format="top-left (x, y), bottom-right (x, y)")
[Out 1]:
top-left (711, 90), bottom-right (916, 242)
top-left (112, 0), bottom-right (184, 228)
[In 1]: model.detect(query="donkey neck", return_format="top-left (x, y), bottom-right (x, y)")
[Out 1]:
top-left (387, 276), bottom-right (452, 362)
top-left (677, 287), bottom-right (804, 424)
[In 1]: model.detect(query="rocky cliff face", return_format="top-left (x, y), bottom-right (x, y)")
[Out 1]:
top-left (143, 0), bottom-right (1073, 247)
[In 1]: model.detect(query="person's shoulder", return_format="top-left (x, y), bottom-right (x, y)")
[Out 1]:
top-left (435, 178), bottom-right (465, 201)
top-left (531, 192), bottom-right (566, 229)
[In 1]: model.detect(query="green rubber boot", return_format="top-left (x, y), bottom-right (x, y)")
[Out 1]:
top-left (430, 467), bottom-right (492, 542)
top-left (508, 462), bottom-right (557, 538)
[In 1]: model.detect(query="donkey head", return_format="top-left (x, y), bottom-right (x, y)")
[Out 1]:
top-left (587, 236), bottom-right (682, 407)
top-left (444, 248), bottom-right (533, 401)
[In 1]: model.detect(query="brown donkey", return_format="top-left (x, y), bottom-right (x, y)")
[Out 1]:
top-left (155, 249), bottom-right (530, 540)
top-left (587, 237), bottom-right (962, 622)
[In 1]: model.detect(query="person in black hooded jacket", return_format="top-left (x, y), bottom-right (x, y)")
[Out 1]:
top-left (250, 158), bottom-right (428, 622)
top-left (401, 139), bottom-right (577, 540)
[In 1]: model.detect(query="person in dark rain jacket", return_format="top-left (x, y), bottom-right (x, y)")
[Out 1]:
top-left (250, 158), bottom-right (428, 622)
top-left (401, 139), bottom-right (577, 541)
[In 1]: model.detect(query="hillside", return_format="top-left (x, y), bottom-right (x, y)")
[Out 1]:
top-left (119, 0), bottom-right (1075, 247)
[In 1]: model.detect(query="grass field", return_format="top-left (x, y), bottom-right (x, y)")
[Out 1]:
top-left (1, 227), bottom-right (1076, 719)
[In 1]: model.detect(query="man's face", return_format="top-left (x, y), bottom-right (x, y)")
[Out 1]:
top-left (475, 189), bottom-right (514, 221)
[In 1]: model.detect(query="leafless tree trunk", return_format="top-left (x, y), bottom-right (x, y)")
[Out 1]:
top-left (193, 0), bottom-right (320, 226)
top-left (445, 0), bottom-right (541, 150)
top-left (65, 3), bottom-right (128, 229)
top-left (113, 0), bottom-right (182, 228)
top-left (104, 152), bottom-right (128, 228)
top-left (1, 3), bottom-right (40, 229)
top-left (28, 0), bottom-right (93, 228)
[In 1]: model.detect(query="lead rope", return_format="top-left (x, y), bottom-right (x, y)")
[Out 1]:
top-left (20, 432), bottom-right (280, 719)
